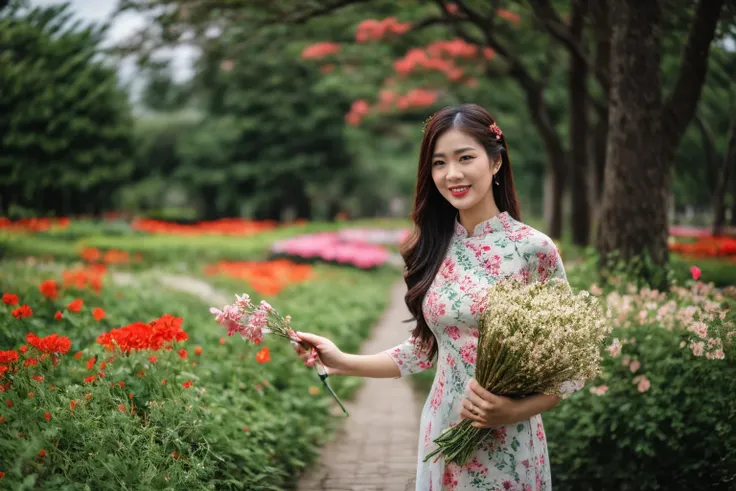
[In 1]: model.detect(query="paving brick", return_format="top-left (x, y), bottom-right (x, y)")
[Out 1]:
top-left (297, 282), bottom-right (421, 491)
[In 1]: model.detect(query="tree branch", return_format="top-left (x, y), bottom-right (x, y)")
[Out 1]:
top-left (449, 0), bottom-right (541, 93)
top-left (693, 113), bottom-right (719, 191)
top-left (662, 0), bottom-right (727, 159)
top-left (272, 0), bottom-right (372, 25)
top-left (527, 0), bottom-right (609, 92)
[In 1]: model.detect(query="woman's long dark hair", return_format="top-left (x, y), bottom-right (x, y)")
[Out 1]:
top-left (400, 104), bottom-right (521, 360)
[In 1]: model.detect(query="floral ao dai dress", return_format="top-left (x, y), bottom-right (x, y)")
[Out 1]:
top-left (384, 212), bottom-right (582, 491)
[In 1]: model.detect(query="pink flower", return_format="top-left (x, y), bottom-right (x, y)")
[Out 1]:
top-left (690, 341), bottom-right (705, 357)
top-left (636, 376), bottom-right (651, 393)
top-left (235, 294), bottom-right (252, 308)
top-left (629, 360), bottom-right (641, 373)
top-left (689, 321), bottom-right (709, 339)
top-left (690, 265), bottom-right (701, 281)
top-left (589, 385), bottom-right (608, 396)
top-left (459, 341), bottom-right (476, 365)
top-left (606, 338), bottom-right (621, 358)
top-left (444, 325), bottom-right (460, 340)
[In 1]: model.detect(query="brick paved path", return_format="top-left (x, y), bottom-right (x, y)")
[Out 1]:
top-left (297, 281), bottom-right (423, 491)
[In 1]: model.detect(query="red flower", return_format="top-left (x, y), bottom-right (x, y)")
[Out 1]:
top-left (182, 381), bottom-right (193, 389)
top-left (194, 346), bottom-right (203, 356)
top-left (18, 345), bottom-right (28, 354)
top-left (96, 314), bottom-right (188, 353)
top-left (86, 357), bottom-right (96, 370)
top-left (26, 333), bottom-right (71, 354)
top-left (32, 375), bottom-right (43, 383)
top-left (39, 280), bottom-right (59, 300)
top-left (38, 449), bottom-right (46, 458)
top-left (70, 400), bottom-right (77, 412)
top-left (2, 293), bottom-right (18, 305)
top-left (44, 412), bottom-right (50, 421)
top-left (73, 351), bottom-right (83, 360)
top-left (24, 358), bottom-right (38, 367)
top-left (178, 349), bottom-right (187, 360)
top-left (118, 381), bottom-right (125, 388)
top-left (256, 347), bottom-right (271, 364)
top-left (54, 311), bottom-right (63, 321)
top-left (67, 299), bottom-right (83, 313)
top-left (219, 338), bottom-right (225, 345)
top-left (0, 350), bottom-right (18, 364)
top-left (161, 379), bottom-right (167, 385)
top-left (84, 375), bottom-right (96, 383)
top-left (11, 304), bottom-right (33, 319)
top-left (118, 404), bottom-right (127, 413)
top-left (92, 308), bottom-right (106, 321)
top-left (690, 265), bottom-right (702, 281)
top-left (6, 400), bottom-right (12, 407)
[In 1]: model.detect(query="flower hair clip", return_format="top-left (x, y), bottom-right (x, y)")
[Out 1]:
top-left (422, 114), bottom-right (434, 134)
top-left (489, 122), bottom-right (503, 140)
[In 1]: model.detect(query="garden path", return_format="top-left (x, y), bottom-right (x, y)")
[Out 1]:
top-left (111, 271), bottom-right (230, 306)
top-left (297, 281), bottom-right (422, 491)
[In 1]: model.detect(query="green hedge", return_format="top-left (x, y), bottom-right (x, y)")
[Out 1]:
top-left (0, 261), bottom-right (395, 489)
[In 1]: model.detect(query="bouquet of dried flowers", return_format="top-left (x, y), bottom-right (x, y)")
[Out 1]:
top-left (210, 293), bottom-right (349, 416)
top-left (424, 277), bottom-right (609, 465)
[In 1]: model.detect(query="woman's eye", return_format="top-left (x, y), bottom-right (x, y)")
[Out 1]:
top-left (432, 160), bottom-right (445, 166)
top-left (459, 155), bottom-right (474, 161)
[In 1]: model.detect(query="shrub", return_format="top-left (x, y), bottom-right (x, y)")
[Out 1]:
top-left (545, 280), bottom-right (736, 491)
top-left (0, 261), bottom-right (394, 489)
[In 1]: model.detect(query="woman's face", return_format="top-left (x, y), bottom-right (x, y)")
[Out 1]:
top-left (430, 128), bottom-right (500, 212)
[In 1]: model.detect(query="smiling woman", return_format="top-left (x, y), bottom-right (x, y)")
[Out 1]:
top-left (293, 104), bottom-right (574, 490)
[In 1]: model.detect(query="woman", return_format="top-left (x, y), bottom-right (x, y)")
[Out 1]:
top-left (294, 104), bottom-right (581, 490)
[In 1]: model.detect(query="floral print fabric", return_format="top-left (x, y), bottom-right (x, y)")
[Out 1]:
top-left (384, 211), bottom-right (579, 490)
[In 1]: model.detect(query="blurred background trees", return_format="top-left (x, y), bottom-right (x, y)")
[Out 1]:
top-left (1, 0), bottom-right (734, 280)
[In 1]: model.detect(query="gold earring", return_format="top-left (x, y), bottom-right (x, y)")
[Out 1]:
top-left (494, 173), bottom-right (500, 185)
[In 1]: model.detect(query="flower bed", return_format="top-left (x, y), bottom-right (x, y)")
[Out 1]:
top-left (669, 235), bottom-right (736, 260)
top-left (131, 217), bottom-right (279, 236)
top-left (0, 261), bottom-right (394, 489)
top-left (270, 232), bottom-right (392, 269)
top-left (204, 259), bottom-right (313, 296)
top-left (0, 217), bottom-right (70, 233)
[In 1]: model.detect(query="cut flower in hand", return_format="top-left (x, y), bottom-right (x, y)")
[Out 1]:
top-left (210, 293), bottom-right (349, 416)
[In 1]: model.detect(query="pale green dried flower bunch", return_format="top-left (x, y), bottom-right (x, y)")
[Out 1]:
top-left (425, 276), bottom-right (610, 466)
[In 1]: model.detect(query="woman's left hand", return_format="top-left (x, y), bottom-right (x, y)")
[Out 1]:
top-left (460, 378), bottom-right (521, 428)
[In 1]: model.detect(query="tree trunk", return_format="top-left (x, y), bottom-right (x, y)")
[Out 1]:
top-left (569, 0), bottom-right (590, 246)
top-left (526, 87), bottom-right (566, 240)
top-left (543, 162), bottom-right (565, 239)
top-left (596, 0), bottom-right (668, 277)
top-left (597, 0), bottom-right (725, 285)
top-left (730, 168), bottom-right (736, 226)
top-left (713, 120), bottom-right (736, 235)
top-left (590, 0), bottom-right (610, 223)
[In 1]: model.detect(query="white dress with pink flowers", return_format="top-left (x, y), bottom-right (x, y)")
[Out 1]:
top-left (384, 212), bottom-right (581, 491)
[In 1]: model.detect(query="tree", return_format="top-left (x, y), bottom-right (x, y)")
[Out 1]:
top-left (596, 0), bottom-right (726, 285)
top-left (0, 1), bottom-right (134, 216)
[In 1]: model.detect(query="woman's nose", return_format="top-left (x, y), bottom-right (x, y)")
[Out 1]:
top-left (446, 163), bottom-right (463, 181)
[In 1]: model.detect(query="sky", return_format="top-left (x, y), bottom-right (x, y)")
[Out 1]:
top-left (31, 0), bottom-right (196, 84)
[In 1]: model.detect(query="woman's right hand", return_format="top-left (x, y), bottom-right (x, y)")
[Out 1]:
top-left (292, 331), bottom-right (347, 376)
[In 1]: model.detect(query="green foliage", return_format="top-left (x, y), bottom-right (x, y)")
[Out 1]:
top-left (544, 281), bottom-right (736, 490)
top-left (0, 2), bottom-right (134, 216)
top-left (0, 261), bottom-right (395, 489)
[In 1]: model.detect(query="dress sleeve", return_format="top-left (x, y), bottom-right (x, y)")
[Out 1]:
top-left (530, 238), bottom-right (585, 400)
top-left (383, 335), bottom-right (435, 378)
